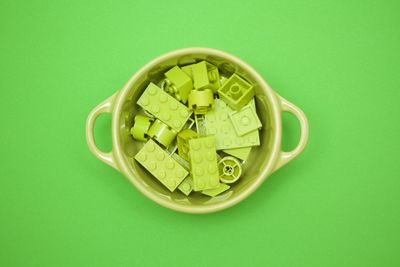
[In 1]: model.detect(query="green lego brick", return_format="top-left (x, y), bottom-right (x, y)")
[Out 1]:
top-left (218, 156), bottom-right (242, 184)
top-left (181, 65), bottom-right (193, 78)
top-left (147, 119), bottom-right (177, 148)
top-left (137, 83), bottom-right (192, 132)
top-left (188, 136), bottom-right (220, 191)
top-left (192, 61), bottom-right (209, 90)
top-left (202, 183), bottom-right (230, 197)
top-left (205, 62), bottom-right (220, 91)
top-left (204, 99), bottom-right (260, 150)
top-left (229, 104), bottom-right (262, 136)
top-left (183, 61), bottom-right (220, 92)
top-left (177, 129), bottom-right (198, 161)
top-left (164, 66), bottom-right (193, 104)
top-left (130, 115), bottom-right (154, 141)
top-left (135, 139), bottom-right (189, 192)
top-left (218, 74), bottom-right (254, 111)
top-left (178, 176), bottom-right (193, 196)
top-left (188, 89), bottom-right (214, 114)
top-left (223, 147), bottom-right (252, 161)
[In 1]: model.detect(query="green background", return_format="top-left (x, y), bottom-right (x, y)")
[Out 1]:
top-left (1, 0), bottom-right (399, 266)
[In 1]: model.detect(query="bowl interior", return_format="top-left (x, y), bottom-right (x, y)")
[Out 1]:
top-left (116, 50), bottom-right (276, 208)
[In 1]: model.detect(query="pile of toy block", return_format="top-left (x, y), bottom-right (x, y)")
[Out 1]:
top-left (130, 61), bottom-right (262, 197)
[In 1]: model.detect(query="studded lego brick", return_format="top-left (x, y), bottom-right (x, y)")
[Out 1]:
top-left (188, 136), bottom-right (220, 191)
top-left (218, 74), bottom-right (254, 111)
top-left (137, 83), bottom-right (192, 132)
top-left (202, 183), bottom-right (230, 197)
top-left (229, 104), bottom-right (262, 136)
top-left (135, 139), bottom-right (189, 192)
top-left (204, 99), bottom-right (260, 150)
top-left (164, 66), bottom-right (193, 104)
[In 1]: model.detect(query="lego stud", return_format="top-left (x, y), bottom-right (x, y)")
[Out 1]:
top-left (218, 156), bottom-right (242, 184)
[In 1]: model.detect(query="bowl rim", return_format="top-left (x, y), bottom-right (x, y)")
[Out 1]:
top-left (111, 47), bottom-right (282, 213)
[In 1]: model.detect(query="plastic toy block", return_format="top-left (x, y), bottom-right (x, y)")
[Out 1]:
top-left (218, 74), bottom-right (254, 111)
top-left (192, 61), bottom-right (211, 90)
top-left (177, 129), bottom-right (198, 161)
top-left (188, 89), bottom-right (214, 114)
top-left (147, 119), bottom-right (177, 148)
top-left (229, 104), bottom-right (262, 136)
top-left (204, 99), bottom-right (260, 150)
top-left (130, 115), bottom-right (154, 141)
top-left (205, 62), bottom-right (220, 91)
top-left (202, 183), bottom-right (230, 197)
top-left (135, 139), bottom-right (188, 192)
top-left (164, 66), bottom-right (193, 104)
top-left (223, 147), bottom-right (252, 161)
top-left (181, 65), bottom-right (193, 78)
top-left (178, 176), bottom-right (193, 196)
top-left (194, 113), bottom-right (206, 136)
top-left (137, 83), bottom-right (192, 132)
top-left (188, 136), bottom-right (220, 191)
top-left (218, 156), bottom-right (242, 184)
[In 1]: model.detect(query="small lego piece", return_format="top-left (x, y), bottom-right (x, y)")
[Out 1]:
top-left (147, 119), bottom-right (177, 148)
top-left (164, 66), bottom-right (193, 104)
top-left (205, 62), bottom-right (220, 91)
top-left (188, 89), bottom-right (214, 114)
top-left (229, 104), bottom-right (262, 136)
top-left (130, 115), bottom-right (154, 141)
top-left (218, 74), bottom-right (254, 111)
top-left (194, 113), bottom-right (206, 136)
top-left (137, 83), bottom-right (192, 132)
top-left (202, 183), bottom-right (230, 197)
top-left (178, 176), bottom-right (193, 196)
top-left (188, 136), bottom-right (220, 191)
top-left (135, 139), bottom-right (188, 192)
top-left (204, 99), bottom-right (260, 150)
top-left (191, 61), bottom-right (209, 90)
top-left (181, 65), bottom-right (193, 78)
top-left (177, 129), bottom-right (198, 161)
top-left (218, 156), bottom-right (242, 184)
top-left (223, 147), bottom-right (252, 161)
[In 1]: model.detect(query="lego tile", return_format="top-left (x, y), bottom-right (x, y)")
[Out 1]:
top-left (137, 83), bottom-right (192, 132)
top-left (218, 156), bottom-right (242, 184)
top-left (135, 139), bottom-right (188, 192)
top-left (178, 176), bottom-right (193, 196)
top-left (218, 74), bottom-right (254, 110)
top-left (188, 136), bottom-right (220, 191)
top-left (202, 183), bottom-right (230, 197)
top-left (204, 99), bottom-right (260, 150)
top-left (177, 129), bottom-right (198, 161)
top-left (164, 66), bottom-right (193, 104)
top-left (223, 147), bottom-right (252, 161)
top-left (229, 104), bottom-right (262, 136)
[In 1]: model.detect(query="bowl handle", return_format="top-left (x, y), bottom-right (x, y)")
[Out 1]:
top-left (86, 92), bottom-right (119, 170)
top-left (273, 95), bottom-right (309, 172)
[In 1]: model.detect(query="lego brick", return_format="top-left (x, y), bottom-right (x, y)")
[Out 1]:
top-left (204, 99), bottom-right (260, 150)
top-left (178, 176), bottom-right (193, 196)
top-left (229, 104), bottom-right (262, 136)
top-left (218, 74), bottom-right (254, 110)
top-left (205, 62), bottom-right (221, 91)
top-left (181, 65), bottom-right (193, 78)
top-left (164, 66), bottom-right (193, 104)
top-left (177, 129), bottom-right (198, 161)
top-left (134, 139), bottom-right (188, 192)
top-left (188, 89), bottom-right (214, 114)
top-left (192, 61), bottom-right (209, 90)
top-left (218, 156), bottom-right (242, 184)
top-left (223, 147), bottom-right (252, 161)
top-left (147, 119), bottom-right (177, 148)
top-left (202, 183), bottom-right (230, 197)
top-left (188, 136), bottom-right (220, 191)
top-left (137, 83), bottom-right (192, 132)
top-left (130, 115), bottom-right (154, 141)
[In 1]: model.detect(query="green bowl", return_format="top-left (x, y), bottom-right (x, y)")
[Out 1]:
top-left (86, 47), bottom-right (309, 213)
